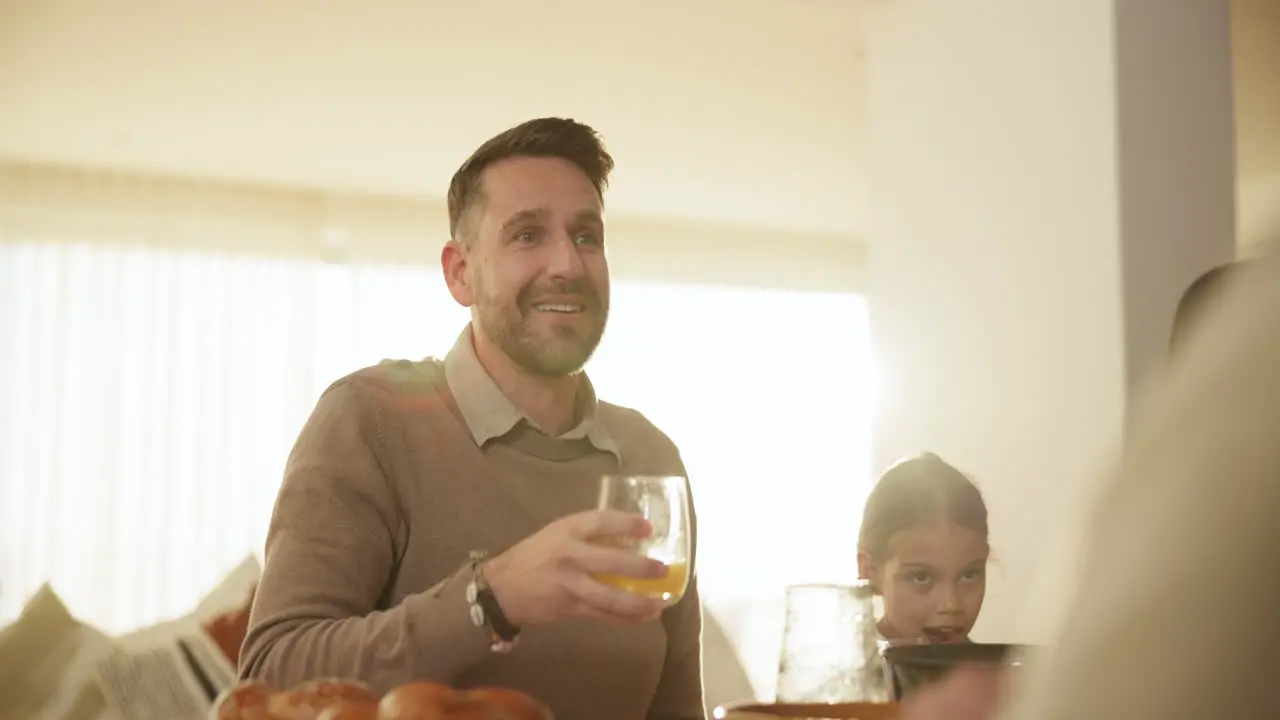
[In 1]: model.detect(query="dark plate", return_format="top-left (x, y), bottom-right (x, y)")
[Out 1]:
top-left (881, 643), bottom-right (1026, 700)
top-left (714, 701), bottom-right (900, 719)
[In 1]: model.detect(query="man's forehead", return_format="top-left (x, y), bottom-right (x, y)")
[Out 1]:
top-left (497, 206), bottom-right (603, 228)
top-left (480, 157), bottom-right (601, 203)
top-left (483, 192), bottom-right (602, 220)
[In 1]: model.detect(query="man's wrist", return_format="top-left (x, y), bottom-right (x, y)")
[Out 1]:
top-left (465, 551), bottom-right (521, 651)
top-left (479, 552), bottom-right (522, 627)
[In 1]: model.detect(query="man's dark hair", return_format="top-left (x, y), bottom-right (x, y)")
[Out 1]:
top-left (446, 117), bottom-right (615, 240)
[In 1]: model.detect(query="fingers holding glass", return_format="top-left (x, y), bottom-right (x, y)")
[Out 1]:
top-left (593, 475), bottom-right (692, 605)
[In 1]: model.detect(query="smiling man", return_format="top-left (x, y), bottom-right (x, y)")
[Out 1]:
top-left (240, 118), bottom-right (705, 720)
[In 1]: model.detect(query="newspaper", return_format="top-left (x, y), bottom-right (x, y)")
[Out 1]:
top-left (94, 629), bottom-right (237, 720)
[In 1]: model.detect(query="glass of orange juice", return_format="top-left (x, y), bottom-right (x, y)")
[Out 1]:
top-left (594, 474), bottom-right (692, 605)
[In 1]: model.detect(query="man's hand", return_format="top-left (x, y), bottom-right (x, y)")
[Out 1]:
top-left (483, 509), bottom-right (670, 628)
top-left (899, 666), bottom-right (1002, 720)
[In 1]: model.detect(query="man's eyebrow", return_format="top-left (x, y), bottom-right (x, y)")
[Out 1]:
top-left (572, 210), bottom-right (604, 226)
top-left (500, 208), bottom-right (549, 235)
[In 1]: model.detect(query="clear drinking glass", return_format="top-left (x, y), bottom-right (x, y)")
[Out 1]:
top-left (774, 582), bottom-right (892, 704)
top-left (594, 475), bottom-right (692, 605)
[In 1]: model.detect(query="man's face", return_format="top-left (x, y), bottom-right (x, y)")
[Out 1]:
top-left (451, 155), bottom-right (610, 377)
top-left (868, 521), bottom-right (989, 644)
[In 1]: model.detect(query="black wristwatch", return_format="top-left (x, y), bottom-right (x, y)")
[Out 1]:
top-left (465, 551), bottom-right (520, 653)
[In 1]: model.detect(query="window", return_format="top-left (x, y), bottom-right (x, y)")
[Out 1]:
top-left (594, 281), bottom-right (874, 692)
top-left (0, 241), bottom-right (873, 695)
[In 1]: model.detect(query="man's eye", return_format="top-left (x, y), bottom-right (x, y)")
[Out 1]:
top-left (574, 233), bottom-right (600, 246)
top-left (959, 569), bottom-right (984, 583)
top-left (515, 230), bottom-right (538, 244)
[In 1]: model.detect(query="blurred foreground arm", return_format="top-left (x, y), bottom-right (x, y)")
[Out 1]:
top-left (1001, 256), bottom-right (1280, 718)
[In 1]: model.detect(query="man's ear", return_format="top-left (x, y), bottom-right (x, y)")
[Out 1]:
top-left (441, 239), bottom-right (474, 307)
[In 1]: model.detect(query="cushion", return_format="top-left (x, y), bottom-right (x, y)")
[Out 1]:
top-left (0, 584), bottom-right (115, 719)
top-left (201, 584), bottom-right (255, 667)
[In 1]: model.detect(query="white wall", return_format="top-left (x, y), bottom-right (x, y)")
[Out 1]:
top-left (863, 0), bottom-right (1238, 643)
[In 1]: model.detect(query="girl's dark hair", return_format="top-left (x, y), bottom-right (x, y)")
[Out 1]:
top-left (858, 452), bottom-right (988, 560)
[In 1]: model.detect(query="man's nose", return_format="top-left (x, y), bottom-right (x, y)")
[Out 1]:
top-left (546, 233), bottom-right (586, 278)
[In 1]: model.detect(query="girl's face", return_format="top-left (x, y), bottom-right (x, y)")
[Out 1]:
top-left (860, 521), bottom-right (989, 644)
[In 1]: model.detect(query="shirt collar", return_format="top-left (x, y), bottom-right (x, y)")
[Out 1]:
top-left (443, 326), bottom-right (621, 460)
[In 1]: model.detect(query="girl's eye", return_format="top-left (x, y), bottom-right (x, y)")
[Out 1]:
top-left (959, 569), bottom-right (985, 583)
top-left (909, 572), bottom-right (932, 585)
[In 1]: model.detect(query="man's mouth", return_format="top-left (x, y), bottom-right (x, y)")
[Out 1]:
top-left (531, 294), bottom-right (590, 314)
top-left (532, 302), bottom-right (584, 314)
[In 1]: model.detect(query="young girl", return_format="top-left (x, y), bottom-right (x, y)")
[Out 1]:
top-left (857, 452), bottom-right (990, 644)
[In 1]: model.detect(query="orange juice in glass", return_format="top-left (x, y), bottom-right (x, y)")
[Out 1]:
top-left (594, 474), bottom-right (692, 605)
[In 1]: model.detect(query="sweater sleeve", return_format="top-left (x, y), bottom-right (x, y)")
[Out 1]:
top-left (238, 379), bottom-right (491, 693)
top-left (648, 467), bottom-right (708, 720)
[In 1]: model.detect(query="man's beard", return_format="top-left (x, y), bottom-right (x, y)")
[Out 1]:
top-left (476, 279), bottom-right (609, 378)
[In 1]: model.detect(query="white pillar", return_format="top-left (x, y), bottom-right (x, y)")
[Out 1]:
top-left (863, 0), bottom-right (1236, 642)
